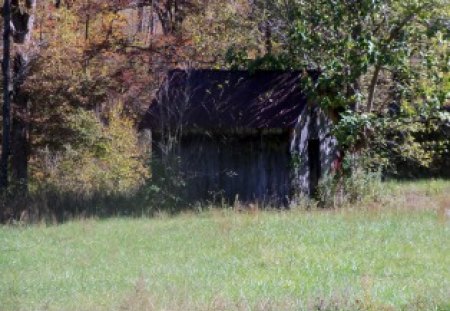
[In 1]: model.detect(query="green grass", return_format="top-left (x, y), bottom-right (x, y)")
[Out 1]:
top-left (1, 181), bottom-right (450, 310)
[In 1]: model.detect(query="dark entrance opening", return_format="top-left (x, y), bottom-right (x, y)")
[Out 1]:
top-left (308, 139), bottom-right (321, 198)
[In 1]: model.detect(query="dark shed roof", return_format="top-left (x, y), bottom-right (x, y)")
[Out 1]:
top-left (140, 69), bottom-right (313, 131)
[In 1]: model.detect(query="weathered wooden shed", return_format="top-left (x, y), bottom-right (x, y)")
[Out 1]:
top-left (140, 69), bottom-right (338, 206)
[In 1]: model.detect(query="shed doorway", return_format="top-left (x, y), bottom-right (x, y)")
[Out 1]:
top-left (308, 139), bottom-right (321, 197)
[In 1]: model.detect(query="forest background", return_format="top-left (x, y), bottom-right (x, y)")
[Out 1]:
top-left (0, 0), bottom-right (449, 221)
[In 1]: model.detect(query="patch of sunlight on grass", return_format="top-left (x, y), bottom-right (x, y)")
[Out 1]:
top-left (384, 178), bottom-right (449, 196)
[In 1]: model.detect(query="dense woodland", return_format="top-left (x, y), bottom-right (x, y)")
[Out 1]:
top-left (0, 0), bottom-right (449, 220)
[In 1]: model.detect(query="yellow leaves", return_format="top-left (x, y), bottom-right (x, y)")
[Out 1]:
top-left (401, 100), bottom-right (417, 116)
top-left (33, 101), bottom-right (149, 197)
top-left (184, 0), bottom-right (264, 64)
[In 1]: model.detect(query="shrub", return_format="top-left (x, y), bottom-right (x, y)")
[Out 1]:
top-left (333, 110), bottom-right (450, 178)
top-left (139, 155), bottom-right (188, 213)
top-left (318, 157), bottom-right (384, 208)
top-left (32, 103), bottom-right (149, 198)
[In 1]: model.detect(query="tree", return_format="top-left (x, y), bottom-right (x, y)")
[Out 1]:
top-left (1, 0), bottom-right (12, 190)
top-left (8, 0), bottom-right (38, 192)
top-left (270, 0), bottom-right (449, 177)
top-left (278, 0), bottom-right (448, 113)
top-left (185, 0), bottom-right (267, 67)
top-left (226, 0), bottom-right (449, 180)
top-left (214, 0), bottom-right (447, 116)
top-left (15, 0), bottom-right (196, 194)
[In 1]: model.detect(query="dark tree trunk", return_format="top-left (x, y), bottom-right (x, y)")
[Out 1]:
top-left (9, 0), bottom-right (36, 192)
top-left (137, 1), bottom-right (145, 33)
top-left (153, 0), bottom-right (185, 36)
top-left (264, 20), bottom-right (272, 56)
top-left (11, 70), bottom-right (30, 192)
top-left (1, 0), bottom-right (12, 190)
top-left (174, 0), bottom-right (184, 35)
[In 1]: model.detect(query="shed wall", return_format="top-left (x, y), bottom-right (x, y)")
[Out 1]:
top-left (155, 132), bottom-right (292, 206)
top-left (290, 105), bottom-right (338, 197)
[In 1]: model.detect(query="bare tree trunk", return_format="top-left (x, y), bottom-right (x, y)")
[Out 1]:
top-left (146, 0), bottom-right (155, 46)
top-left (11, 76), bottom-right (30, 192)
top-left (84, 13), bottom-right (89, 74)
top-left (1, 0), bottom-right (12, 190)
top-left (10, 0), bottom-right (37, 192)
top-left (174, 0), bottom-right (184, 35)
top-left (137, 1), bottom-right (145, 33)
top-left (366, 64), bottom-right (381, 112)
top-left (264, 20), bottom-right (272, 56)
top-left (149, 0), bottom-right (155, 35)
top-left (153, 0), bottom-right (186, 36)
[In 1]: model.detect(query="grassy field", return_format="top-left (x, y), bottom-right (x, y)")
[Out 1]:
top-left (1, 180), bottom-right (449, 310)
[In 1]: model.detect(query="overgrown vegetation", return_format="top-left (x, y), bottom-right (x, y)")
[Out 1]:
top-left (34, 104), bottom-right (148, 196)
top-left (1, 181), bottom-right (449, 311)
top-left (333, 109), bottom-right (450, 177)
top-left (0, 0), bottom-right (449, 219)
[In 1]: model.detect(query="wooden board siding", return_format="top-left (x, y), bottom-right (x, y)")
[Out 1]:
top-left (291, 105), bottom-right (338, 197)
top-left (156, 132), bottom-right (292, 206)
top-left (142, 70), bottom-right (336, 202)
